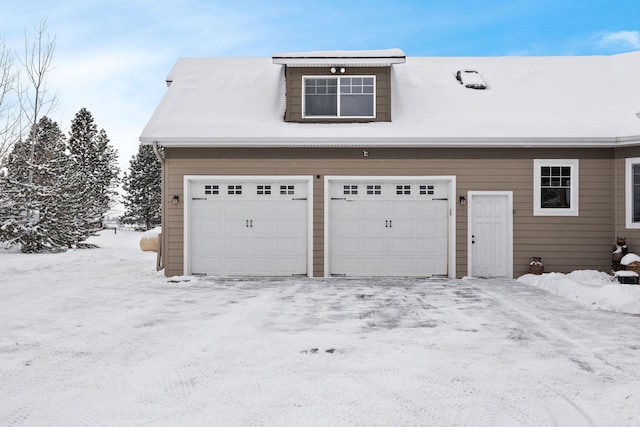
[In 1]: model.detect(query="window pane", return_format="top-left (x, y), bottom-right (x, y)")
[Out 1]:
top-left (305, 94), bottom-right (337, 116)
top-left (541, 167), bottom-right (550, 176)
top-left (634, 164), bottom-right (640, 222)
top-left (340, 94), bottom-right (374, 116)
top-left (541, 188), bottom-right (571, 208)
top-left (305, 78), bottom-right (338, 116)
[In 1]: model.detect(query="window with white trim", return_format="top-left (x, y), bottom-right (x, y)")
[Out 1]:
top-left (303, 76), bottom-right (375, 118)
top-left (625, 158), bottom-right (640, 228)
top-left (533, 159), bottom-right (579, 216)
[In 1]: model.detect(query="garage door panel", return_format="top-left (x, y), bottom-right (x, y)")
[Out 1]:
top-left (224, 202), bottom-right (246, 217)
top-left (275, 257), bottom-right (305, 273)
top-left (362, 237), bottom-right (385, 254)
top-left (391, 201), bottom-right (417, 219)
top-left (362, 220), bottom-right (384, 234)
top-left (391, 220), bottom-right (416, 236)
top-left (332, 237), bottom-right (361, 253)
top-left (334, 201), bottom-right (361, 218)
top-left (362, 258), bottom-right (387, 275)
top-left (392, 258), bottom-right (418, 275)
top-left (252, 237), bottom-right (276, 253)
top-left (276, 237), bottom-right (306, 251)
top-left (334, 220), bottom-right (362, 236)
top-left (275, 221), bottom-right (300, 236)
top-left (192, 255), bottom-right (223, 275)
top-left (224, 237), bottom-right (248, 253)
top-left (224, 257), bottom-right (249, 275)
top-left (390, 237), bottom-right (417, 254)
top-left (276, 201), bottom-right (306, 218)
top-left (363, 201), bottom-right (386, 219)
top-left (192, 235), bottom-right (223, 251)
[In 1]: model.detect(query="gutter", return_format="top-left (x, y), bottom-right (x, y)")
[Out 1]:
top-left (140, 135), bottom-right (640, 148)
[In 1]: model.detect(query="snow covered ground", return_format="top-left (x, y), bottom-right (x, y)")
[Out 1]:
top-left (1, 230), bottom-right (639, 426)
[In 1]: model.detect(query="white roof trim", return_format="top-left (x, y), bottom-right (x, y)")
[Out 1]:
top-left (273, 48), bottom-right (406, 66)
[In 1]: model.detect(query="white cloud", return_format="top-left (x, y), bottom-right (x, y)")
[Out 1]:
top-left (597, 30), bottom-right (640, 50)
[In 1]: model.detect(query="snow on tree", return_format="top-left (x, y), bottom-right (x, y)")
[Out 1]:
top-left (0, 116), bottom-right (76, 252)
top-left (120, 144), bottom-right (161, 231)
top-left (67, 107), bottom-right (120, 242)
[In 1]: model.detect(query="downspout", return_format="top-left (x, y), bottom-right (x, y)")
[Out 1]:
top-left (152, 141), bottom-right (165, 272)
top-left (613, 152), bottom-right (618, 243)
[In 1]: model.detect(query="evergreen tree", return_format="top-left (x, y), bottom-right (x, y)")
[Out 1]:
top-left (67, 108), bottom-right (120, 242)
top-left (0, 116), bottom-right (75, 252)
top-left (120, 144), bottom-right (161, 230)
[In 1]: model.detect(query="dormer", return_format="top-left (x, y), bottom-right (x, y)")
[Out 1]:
top-left (272, 49), bottom-right (406, 123)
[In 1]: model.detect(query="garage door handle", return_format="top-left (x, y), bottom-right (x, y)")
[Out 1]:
top-left (250, 220), bottom-right (253, 227)
top-left (389, 220), bottom-right (392, 228)
top-left (385, 220), bottom-right (388, 228)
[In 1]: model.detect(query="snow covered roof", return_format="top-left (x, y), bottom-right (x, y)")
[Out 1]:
top-left (140, 50), bottom-right (640, 147)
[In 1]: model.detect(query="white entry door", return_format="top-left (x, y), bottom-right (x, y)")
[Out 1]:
top-left (468, 192), bottom-right (513, 278)
top-left (328, 179), bottom-right (450, 277)
top-left (187, 178), bottom-right (310, 276)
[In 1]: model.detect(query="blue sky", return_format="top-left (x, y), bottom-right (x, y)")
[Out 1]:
top-left (2, 0), bottom-right (639, 170)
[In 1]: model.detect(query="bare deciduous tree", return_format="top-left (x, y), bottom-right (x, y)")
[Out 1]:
top-left (0, 38), bottom-right (19, 167)
top-left (16, 20), bottom-right (58, 186)
top-left (0, 20), bottom-right (58, 171)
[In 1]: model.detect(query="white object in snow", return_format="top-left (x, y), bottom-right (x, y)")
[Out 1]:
top-left (620, 253), bottom-right (640, 265)
top-left (614, 270), bottom-right (639, 277)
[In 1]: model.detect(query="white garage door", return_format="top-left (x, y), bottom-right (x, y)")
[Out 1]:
top-left (188, 178), bottom-right (309, 276)
top-left (329, 180), bottom-right (449, 277)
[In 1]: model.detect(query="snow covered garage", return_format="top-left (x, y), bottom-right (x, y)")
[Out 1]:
top-left (139, 49), bottom-right (640, 278)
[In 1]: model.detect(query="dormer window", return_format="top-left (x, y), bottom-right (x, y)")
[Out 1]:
top-left (303, 76), bottom-right (376, 118)
top-left (273, 48), bottom-right (405, 123)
